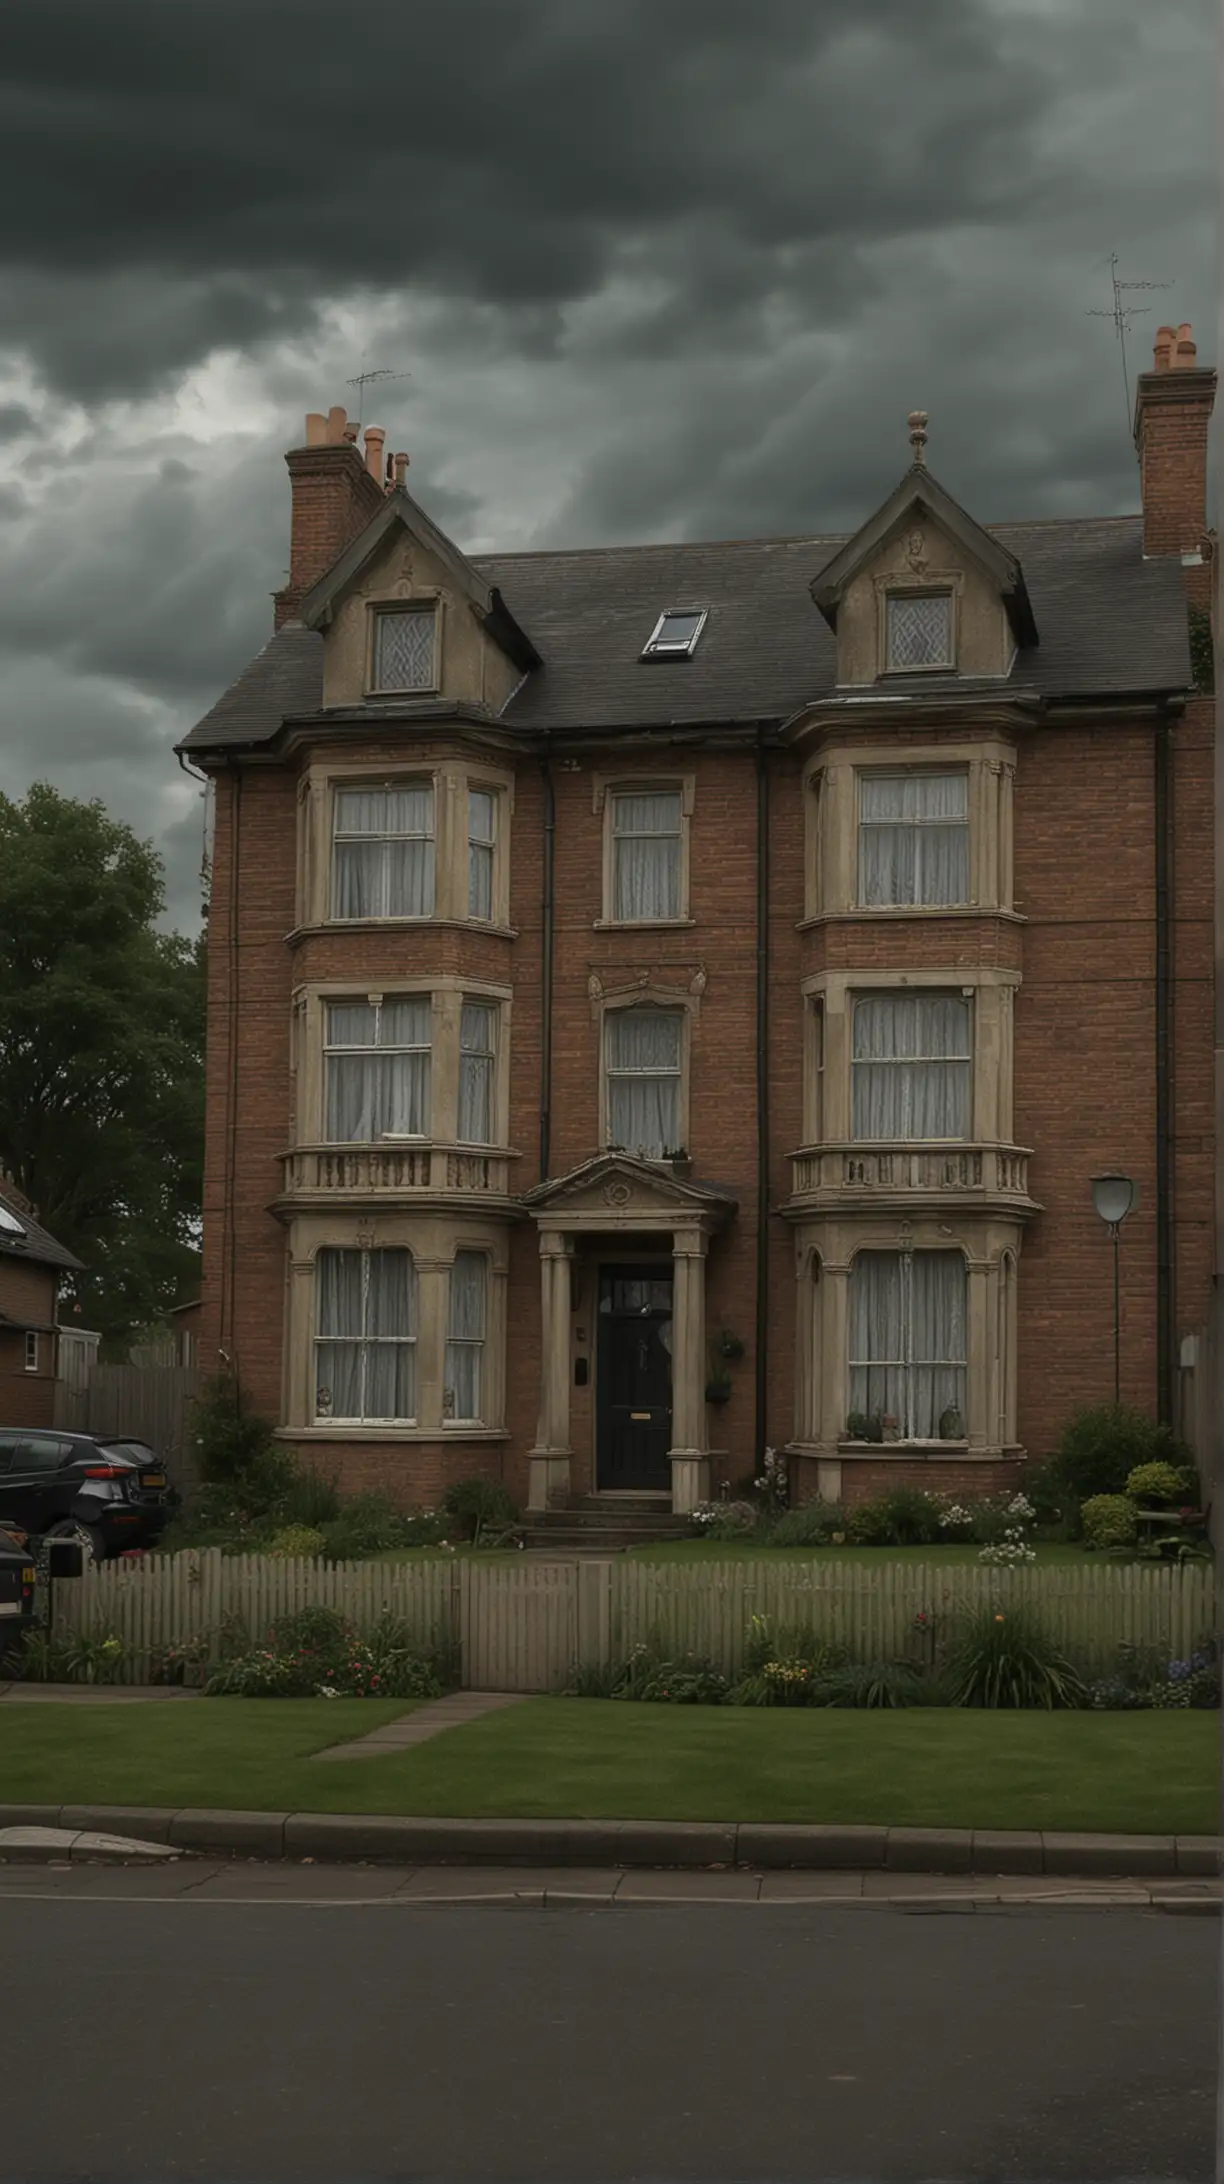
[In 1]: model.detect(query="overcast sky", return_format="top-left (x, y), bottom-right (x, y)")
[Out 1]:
top-left (0, 0), bottom-right (1216, 932)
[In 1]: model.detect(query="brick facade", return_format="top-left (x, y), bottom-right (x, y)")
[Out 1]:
top-left (188, 335), bottom-right (1216, 1517)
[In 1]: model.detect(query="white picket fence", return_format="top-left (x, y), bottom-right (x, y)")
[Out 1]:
top-left (50, 1549), bottom-right (1215, 1691)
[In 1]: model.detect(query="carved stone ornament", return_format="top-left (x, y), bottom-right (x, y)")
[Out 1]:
top-left (355, 1218), bottom-right (376, 1250)
top-left (905, 530), bottom-right (929, 572)
top-left (602, 1180), bottom-right (632, 1208)
top-left (689, 965), bottom-right (707, 998)
top-left (587, 972), bottom-right (604, 1003)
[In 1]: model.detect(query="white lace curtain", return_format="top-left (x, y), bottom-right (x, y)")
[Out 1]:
top-left (315, 1248), bottom-right (417, 1422)
top-left (458, 1003), bottom-right (495, 1144)
top-left (612, 792), bottom-right (682, 920)
top-left (851, 994), bottom-right (971, 1139)
top-left (606, 1006), bottom-right (683, 1157)
top-left (333, 786), bottom-right (436, 919)
top-left (325, 1000), bottom-right (431, 1141)
top-left (858, 771), bottom-right (968, 907)
top-left (445, 1252), bottom-right (487, 1422)
top-left (849, 1250), bottom-right (967, 1439)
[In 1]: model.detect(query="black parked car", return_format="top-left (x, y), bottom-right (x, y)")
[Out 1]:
top-left (0, 1431), bottom-right (171, 1562)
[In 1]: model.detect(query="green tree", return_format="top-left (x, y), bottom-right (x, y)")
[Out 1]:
top-left (0, 784), bottom-right (204, 1349)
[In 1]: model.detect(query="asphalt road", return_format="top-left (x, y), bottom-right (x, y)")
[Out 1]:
top-left (0, 1890), bottom-right (1214, 2182)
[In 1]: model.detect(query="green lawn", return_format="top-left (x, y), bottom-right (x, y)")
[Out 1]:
top-left (0, 1698), bottom-right (1215, 1834)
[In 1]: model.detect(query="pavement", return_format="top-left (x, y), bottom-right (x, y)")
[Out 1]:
top-left (0, 1892), bottom-right (1212, 2179)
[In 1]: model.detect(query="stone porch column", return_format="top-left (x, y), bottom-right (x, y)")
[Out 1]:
top-left (528, 1230), bottom-right (574, 1511)
top-left (669, 1224), bottom-right (709, 1513)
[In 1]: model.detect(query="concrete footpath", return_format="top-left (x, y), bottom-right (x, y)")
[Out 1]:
top-left (0, 1801), bottom-right (1217, 1877)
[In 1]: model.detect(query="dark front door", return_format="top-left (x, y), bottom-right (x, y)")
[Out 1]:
top-left (596, 1265), bottom-right (673, 1491)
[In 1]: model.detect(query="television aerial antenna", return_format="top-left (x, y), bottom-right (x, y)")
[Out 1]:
top-left (1087, 254), bottom-right (1173, 441)
top-left (345, 363), bottom-right (411, 421)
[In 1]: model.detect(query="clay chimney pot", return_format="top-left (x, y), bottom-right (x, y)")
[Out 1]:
top-left (363, 424), bottom-right (386, 482)
top-left (305, 412), bottom-right (326, 446)
top-left (1153, 326), bottom-right (1177, 372)
top-left (326, 405), bottom-right (348, 444)
top-left (393, 452), bottom-right (409, 488)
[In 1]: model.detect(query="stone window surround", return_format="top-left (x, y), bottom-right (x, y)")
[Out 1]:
top-left (292, 976), bottom-right (513, 1153)
top-left (787, 1210), bottom-right (1024, 1479)
top-left (876, 568), bottom-right (963, 677)
top-left (365, 595), bottom-right (443, 698)
top-left (295, 754), bottom-right (516, 934)
top-left (801, 736), bottom-right (1017, 923)
top-left (281, 1208), bottom-right (511, 1441)
top-left (591, 771), bottom-right (697, 928)
top-left (589, 971), bottom-right (705, 1159)
top-left (798, 966), bottom-right (1019, 1149)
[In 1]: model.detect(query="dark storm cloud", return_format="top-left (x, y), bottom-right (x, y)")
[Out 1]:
top-left (3, 0), bottom-right (1067, 399)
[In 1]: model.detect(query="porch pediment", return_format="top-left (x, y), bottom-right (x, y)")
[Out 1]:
top-left (523, 1152), bottom-right (737, 1229)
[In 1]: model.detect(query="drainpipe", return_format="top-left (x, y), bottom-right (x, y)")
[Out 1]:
top-left (755, 728), bottom-right (770, 1470)
top-left (223, 763), bottom-right (242, 1364)
top-left (1155, 707), bottom-right (1174, 1425)
top-left (539, 747), bottom-right (555, 1182)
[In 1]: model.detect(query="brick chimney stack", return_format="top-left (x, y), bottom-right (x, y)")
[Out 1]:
top-left (273, 405), bottom-right (388, 629)
top-left (1133, 322), bottom-right (1216, 610)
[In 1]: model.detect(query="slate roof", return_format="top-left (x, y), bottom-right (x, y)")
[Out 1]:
top-left (0, 1190), bottom-right (84, 1274)
top-left (179, 512), bottom-right (1193, 756)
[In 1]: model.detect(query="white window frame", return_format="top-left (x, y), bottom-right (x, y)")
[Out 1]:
top-left (313, 1246), bottom-right (418, 1426)
top-left (323, 996), bottom-right (432, 1145)
top-left (330, 779), bottom-right (436, 922)
top-left (592, 775), bottom-right (696, 927)
top-left (603, 1000), bottom-right (687, 1161)
top-left (855, 766), bottom-right (970, 910)
top-left (847, 1247), bottom-right (968, 1444)
top-left (367, 603), bottom-right (439, 696)
top-left (467, 785), bottom-right (497, 923)
top-left (297, 981), bottom-right (511, 1153)
top-left (849, 991), bottom-right (972, 1144)
top-left (457, 1000), bottom-right (497, 1147)
top-left (23, 1331), bottom-right (38, 1373)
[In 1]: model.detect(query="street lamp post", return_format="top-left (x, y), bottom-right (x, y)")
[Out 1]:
top-left (1090, 1171), bottom-right (1138, 1405)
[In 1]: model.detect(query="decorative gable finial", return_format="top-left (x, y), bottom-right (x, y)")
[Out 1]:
top-left (908, 410), bottom-right (929, 466)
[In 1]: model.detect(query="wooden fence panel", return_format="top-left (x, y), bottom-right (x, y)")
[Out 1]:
top-left (53, 1364), bottom-right (202, 1502)
top-left (50, 1552), bottom-right (1214, 1689)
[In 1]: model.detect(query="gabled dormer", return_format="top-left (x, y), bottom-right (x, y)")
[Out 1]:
top-left (297, 459), bottom-right (539, 717)
top-left (810, 413), bottom-right (1038, 687)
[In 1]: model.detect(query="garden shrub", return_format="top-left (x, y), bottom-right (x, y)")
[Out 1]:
top-left (318, 1491), bottom-right (441, 1562)
top-left (764, 1503), bottom-right (848, 1547)
top-left (846, 1488), bottom-right (943, 1546)
top-left (440, 1477), bottom-right (519, 1540)
top-left (267, 1525), bottom-right (326, 1559)
top-left (1049, 1405), bottom-right (1193, 1526)
top-left (1079, 1494), bottom-right (1138, 1553)
top-left (727, 1616), bottom-right (848, 1704)
top-left (690, 1499), bottom-right (758, 1539)
top-left (1087, 1636), bottom-right (1219, 1710)
top-left (563, 1642), bottom-right (729, 1704)
top-left (809, 1661), bottom-right (928, 1709)
top-left (940, 1602), bottom-right (1086, 1710)
top-left (204, 1606), bottom-right (453, 1699)
top-left (279, 1469), bottom-right (343, 1529)
top-left (1123, 1460), bottom-right (1198, 1508)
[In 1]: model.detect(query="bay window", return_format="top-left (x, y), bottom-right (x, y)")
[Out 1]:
top-left (457, 1002), bottom-right (496, 1144)
top-left (444, 1252), bottom-right (487, 1423)
top-left (849, 1249), bottom-right (967, 1441)
top-left (332, 783), bottom-right (435, 919)
top-left (468, 787), bottom-right (496, 920)
top-left (857, 770), bottom-right (968, 907)
top-left (315, 1248), bottom-right (417, 1423)
top-left (324, 999), bottom-right (431, 1142)
top-left (851, 993), bottom-right (971, 1140)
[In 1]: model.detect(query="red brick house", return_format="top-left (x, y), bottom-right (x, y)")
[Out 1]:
top-left (0, 1186), bottom-right (84, 1428)
top-left (180, 327), bottom-right (1216, 1516)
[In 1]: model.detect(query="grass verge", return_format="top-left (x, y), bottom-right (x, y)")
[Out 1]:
top-left (0, 1698), bottom-right (1214, 1833)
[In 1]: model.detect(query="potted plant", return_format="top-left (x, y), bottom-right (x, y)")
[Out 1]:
top-left (705, 1372), bottom-right (733, 1405)
top-left (865, 1414), bottom-right (885, 1444)
top-left (845, 1410), bottom-right (870, 1442)
top-left (939, 1405), bottom-right (965, 1440)
top-left (717, 1330), bottom-right (745, 1362)
top-left (882, 1414), bottom-right (900, 1444)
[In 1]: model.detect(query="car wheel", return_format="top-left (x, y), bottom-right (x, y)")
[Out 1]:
top-left (46, 1520), bottom-right (106, 1565)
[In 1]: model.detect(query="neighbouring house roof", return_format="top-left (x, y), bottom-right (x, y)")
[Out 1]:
top-left (0, 1190), bottom-right (84, 1274)
top-left (0, 1310), bottom-right (57, 1335)
top-left (179, 512), bottom-right (1192, 757)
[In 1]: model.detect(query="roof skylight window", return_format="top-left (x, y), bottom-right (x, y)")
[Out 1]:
top-left (641, 608), bottom-right (708, 660)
